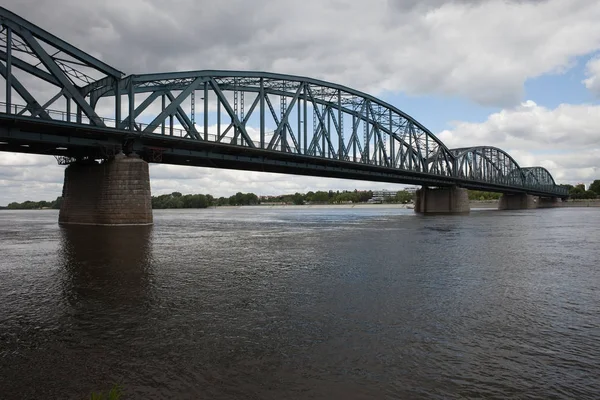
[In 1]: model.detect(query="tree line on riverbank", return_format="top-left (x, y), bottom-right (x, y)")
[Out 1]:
top-left (560, 181), bottom-right (600, 200)
top-left (1, 197), bottom-right (63, 210)
top-left (3, 181), bottom-right (599, 210)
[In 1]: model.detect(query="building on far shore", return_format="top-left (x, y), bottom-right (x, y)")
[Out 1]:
top-left (369, 190), bottom-right (396, 203)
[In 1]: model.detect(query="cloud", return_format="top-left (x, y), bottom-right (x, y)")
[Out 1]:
top-left (2, 0), bottom-right (600, 106)
top-left (438, 100), bottom-right (600, 183)
top-left (583, 56), bottom-right (600, 95)
top-left (438, 100), bottom-right (600, 150)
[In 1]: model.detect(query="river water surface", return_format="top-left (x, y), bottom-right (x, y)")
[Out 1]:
top-left (0, 207), bottom-right (599, 399)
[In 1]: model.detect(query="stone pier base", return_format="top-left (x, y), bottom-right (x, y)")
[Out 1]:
top-left (59, 154), bottom-right (153, 226)
top-left (498, 193), bottom-right (537, 210)
top-left (414, 187), bottom-right (470, 214)
top-left (537, 197), bottom-right (561, 208)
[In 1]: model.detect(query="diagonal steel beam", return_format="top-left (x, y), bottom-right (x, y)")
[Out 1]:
top-left (306, 87), bottom-right (336, 157)
top-left (21, 89), bottom-right (63, 117)
top-left (142, 81), bottom-right (205, 135)
top-left (0, 60), bottom-right (51, 119)
top-left (267, 85), bottom-right (302, 150)
top-left (0, 49), bottom-right (60, 86)
top-left (165, 91), bottom-right (201, 139)
top-left (0, 7), bottom-right (123, 78)
top-left (209, 79), bottom-right (255, 147)
top-left (118, 90), bottom-right (163, 129)
top-left (18, 29), bottom-right (106, 127)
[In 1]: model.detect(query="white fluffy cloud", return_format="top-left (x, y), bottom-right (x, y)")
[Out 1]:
top-left (438, 100), bottom-right (600, 183)
top-left (2, 0), bottom-right (600, 106)
top-left (583, 56), bottom-right (600, 95)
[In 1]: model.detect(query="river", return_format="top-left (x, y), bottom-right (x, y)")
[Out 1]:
top-left (0, 207), bottom-right (599, 399)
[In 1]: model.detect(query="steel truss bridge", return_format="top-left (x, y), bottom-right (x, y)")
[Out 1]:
top-left (0, 7), bottom-right (567, 198)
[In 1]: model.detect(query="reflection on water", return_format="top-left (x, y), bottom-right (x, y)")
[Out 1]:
top-left (59, 225), bottom-right (155, 309)
top-left (0, 208), bottom-right (599, 399)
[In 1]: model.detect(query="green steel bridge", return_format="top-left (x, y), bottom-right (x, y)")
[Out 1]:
top-left (0, 7), bottom-right (568, 200)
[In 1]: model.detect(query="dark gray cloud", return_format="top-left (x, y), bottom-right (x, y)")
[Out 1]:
top-left (4, 0), bottom-right (599, 106)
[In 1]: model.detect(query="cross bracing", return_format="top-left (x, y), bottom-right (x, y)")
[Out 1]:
top-left (0, 6), bottom-right (568, 198)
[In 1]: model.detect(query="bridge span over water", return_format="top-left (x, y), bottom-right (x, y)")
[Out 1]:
top-left (0, 7), bottom-right (567, 224)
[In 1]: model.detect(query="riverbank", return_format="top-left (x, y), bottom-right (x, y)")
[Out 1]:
top-left (470, 200), bottom-right (600, 208)
top-left (218, 200), bottom-right (600, 210)
top-left (3, 200), bottom-right (599, 211)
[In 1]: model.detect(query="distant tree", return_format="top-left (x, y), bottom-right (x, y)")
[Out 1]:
top-left (171, 192), bottom-right (182, 198)
top-left (589, 180), bottom-right (600, 196)
top-left (51, 197), bottom-right (63, 209)
top-left (395, 190), bottom-right (413, 204)
top-left (292, 193), bottom-right (304, 205)
top-left (467, 190), bottom-right (501, 201)
top-left (569, 186), bottom-right (586, 199)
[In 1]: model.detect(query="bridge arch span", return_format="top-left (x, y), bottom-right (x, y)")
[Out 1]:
top-left (521, 166), bottom-right (558, 193)
top-left (86, 70), bottom-right (456, 177)
top-left (450, 146), bottom-right (526, 187)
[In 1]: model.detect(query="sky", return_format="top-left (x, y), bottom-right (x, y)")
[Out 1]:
top-left (1, 0), bottom-right (599, 205)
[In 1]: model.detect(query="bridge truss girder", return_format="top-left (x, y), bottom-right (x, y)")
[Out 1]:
top-left (83, 71), bottom-right (455, 178)
top-left (451, 146), bottom-right (568, 196)
top-left (0, 7), bottom-right (123, 127)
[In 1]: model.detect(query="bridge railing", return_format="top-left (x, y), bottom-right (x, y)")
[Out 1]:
top-left (0, 101), bottom-right (395, 164)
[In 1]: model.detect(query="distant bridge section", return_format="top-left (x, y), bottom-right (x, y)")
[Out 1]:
top-left (0, 6), bottom-right (568, 223)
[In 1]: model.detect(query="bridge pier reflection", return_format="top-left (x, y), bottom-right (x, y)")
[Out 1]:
top-left (414, 186), bottom-right (470, 214)
top-left (58, 224), bottom-right (155, 308)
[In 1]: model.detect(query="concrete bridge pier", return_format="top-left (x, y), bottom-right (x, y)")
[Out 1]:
top-left (498, 193), bottom-right (537, 210)
top-left (414, 186), bottom-right (470, 214)
top-left (537, 196), bottom-right (561, 208)
top-left (59, 153), bottom-right (153, 226)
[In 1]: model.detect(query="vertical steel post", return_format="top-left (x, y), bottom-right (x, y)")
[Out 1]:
top-left (161, 94), bottom-right (166, 135)
top-left (169, 114), bottom-right (173, 136)
top-left (259, 78), bottom-right (265, 149)
top-left (408, 124), bottom-right (413, 170)
top-left (338, 89), bottom-right (343, 160)
top-left (303, 83), bottom-right (307, 155)
top-left (321, 105), bottom-right (325, 158)
top-left (352, 115), bottom-right (357, 162)
top-left (389, 109), bottom-right (394, 168)
top-left (66, 96), bottom-right (71, 122)
top-left (191, 90), bottom-right (195, 125)
top-left (280, 84), bottom-right (286, 152)
top-left (425, 130), bottom-right (429, 173)
top-left (5, 27), bottom-right (12, 114)
top-left (203, 81), bottom-right (208, 141)
top-left (217, 97), bottom-right (221, 140)
top-left (128, 80), bottom-right (134, 131)
top-left (297, 93), bottom-right (301, 153)
top-left (115, 80), bottom-right (121, 128)
top-left (327, 107), bottom-right (331, 158)
top-left (365, 104), bottom-right (369, 163)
